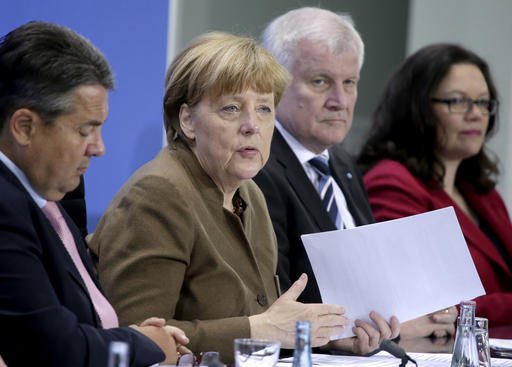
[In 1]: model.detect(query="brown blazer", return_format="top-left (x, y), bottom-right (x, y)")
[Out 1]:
top-left (89, 141), bottom-right (279, 363)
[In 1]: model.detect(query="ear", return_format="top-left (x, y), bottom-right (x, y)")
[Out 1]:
top-left (8, 108), bottom-right (40, 146)
top-left (179, 103), bottom-right (196, 141)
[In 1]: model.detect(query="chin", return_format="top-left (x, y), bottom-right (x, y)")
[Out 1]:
top-left (237, 169), bottom-right (261, 181)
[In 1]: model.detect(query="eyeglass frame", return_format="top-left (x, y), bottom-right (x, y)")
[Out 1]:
top-left (431, 97), bottom-right (498, 116)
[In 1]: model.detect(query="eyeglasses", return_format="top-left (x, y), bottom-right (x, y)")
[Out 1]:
top-left (177, 351), bottom-right (221, 367)
top-left (431, 97), bottom-right (498, 116)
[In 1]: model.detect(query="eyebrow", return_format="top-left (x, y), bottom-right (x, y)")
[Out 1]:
top-left (440, 89), bottom-right (490, 97)
top-left (226, 94), bottom-right (273, 103)
top-left (81, 120), bottom-right (104, 126)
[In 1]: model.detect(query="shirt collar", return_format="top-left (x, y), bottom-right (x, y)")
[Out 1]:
top-left (275, 121), bottom-right (330, 164)
top-left (0, 150), bottom-right (47, 208)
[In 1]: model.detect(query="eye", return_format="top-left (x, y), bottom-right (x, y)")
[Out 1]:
top-left (257, 105), bottom-right (272, 114)
top-left (344, 79), bottom-right (357, 87)
top-left (311, 77), bottom-right (328, 88)
top-left (78, 126), bottom-right (94, 137)
top-left (447, 97), bottom-right (465, 106)
top-left (221, 104), bottom-right (240, 113)
top-left (474, 99), bottom-right (491, 108)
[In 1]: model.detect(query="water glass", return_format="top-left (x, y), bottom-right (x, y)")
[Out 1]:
top-left (234, 339), bottom-right (280, 367)
top-left (474, 317), bottom-right (491, 367)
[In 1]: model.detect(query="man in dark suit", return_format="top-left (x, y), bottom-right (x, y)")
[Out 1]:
top-left (255, 7), bottom-right (457, 344)
top-left (0, 21), bottom-right (188, 366)
top-left (254, 7), bottom-right (399, 354)
top-left (256, 132), bottom-right (373, 304)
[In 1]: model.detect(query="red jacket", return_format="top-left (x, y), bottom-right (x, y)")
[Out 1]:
top-left (364, 159), bottom-right (512, 327)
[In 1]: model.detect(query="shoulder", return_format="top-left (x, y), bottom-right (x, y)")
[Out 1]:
top-left (0, 169), bottom-right (38, 220)
top-left (329, 143), bottom-right (354, 163)
top-left (112, 148), bottom-right (193, 206)
top-left (364, 159), bottom-right (417, 184)
top-left (363, 159), bottom-right (433, 200)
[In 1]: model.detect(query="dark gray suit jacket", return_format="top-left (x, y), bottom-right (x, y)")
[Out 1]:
top-left (254, 129), bottom-right (374, 303)
top-left (0, 160), bottom-right (164, 367)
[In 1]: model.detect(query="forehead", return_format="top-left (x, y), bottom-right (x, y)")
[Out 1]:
top-left (292, 39), bottom-right (359, 78)
top-left (205, 88), bottom-right (274, 104)
top-left (436, 63), bottom-right (488, 94)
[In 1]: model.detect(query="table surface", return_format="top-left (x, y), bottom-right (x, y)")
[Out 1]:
top-left (400, 326), bottom-right (512, 358)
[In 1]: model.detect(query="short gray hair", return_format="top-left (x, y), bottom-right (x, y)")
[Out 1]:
top-left (261, 7), bottom-right (365, 71)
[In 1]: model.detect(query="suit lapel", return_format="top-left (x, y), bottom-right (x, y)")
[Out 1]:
top-left (459, 186), bottom-right (512, 274)
top-left (329, 148), bottom-right (373, 226)
top-left (272, 131), bottom-right (336, 231)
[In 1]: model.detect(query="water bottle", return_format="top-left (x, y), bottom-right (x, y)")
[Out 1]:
top-left (292, 321), bottom-right (312, 367)
top-left (107, 341), bottom-right (129, 367)
top-left (451, 300), bottom-right (479, 367)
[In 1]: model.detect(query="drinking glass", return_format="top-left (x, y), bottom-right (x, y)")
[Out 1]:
top-left (474, 317), bottom-right (491, 367)
top-left (234, 339), bottom-right (280, 367)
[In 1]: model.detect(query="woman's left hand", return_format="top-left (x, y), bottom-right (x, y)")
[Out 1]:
top-left (400, 306), bottom-right (457, 338)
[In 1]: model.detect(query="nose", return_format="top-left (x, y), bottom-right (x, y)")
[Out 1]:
top-left (240, 111), bottom-right (260, 135)
top-left (465, 101), bottom-right (486, 120)
top-left (325, 83), bottom-right (348, 111)
top-left (86, 132), bottom-right (106, 157)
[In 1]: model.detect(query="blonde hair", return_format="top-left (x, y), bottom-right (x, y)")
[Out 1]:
top-left (163, 31), bottom-right (290, 142)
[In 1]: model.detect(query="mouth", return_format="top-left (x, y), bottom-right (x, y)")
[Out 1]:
top-left (322, 118), bottom-right (346, 125)
top-left (460, 130), bottom-right (483, 136)
top-left (77, 166), bottom-right (89, 175)
top-left (237, 146), bottom-right (260, 157)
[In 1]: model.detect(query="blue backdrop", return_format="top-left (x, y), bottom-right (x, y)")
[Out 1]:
top-left (1, 0), bottom-right (169, 231)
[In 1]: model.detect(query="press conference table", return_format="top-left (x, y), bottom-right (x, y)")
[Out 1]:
top-left (400, 325), bottom-right (512, 358)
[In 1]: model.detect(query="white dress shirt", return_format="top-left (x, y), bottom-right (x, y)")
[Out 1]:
top-left (275, 122), bottom-right (355, 229)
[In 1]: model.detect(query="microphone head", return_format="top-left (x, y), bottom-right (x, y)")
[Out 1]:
top-left (379, 339), bottom-right (407, 359)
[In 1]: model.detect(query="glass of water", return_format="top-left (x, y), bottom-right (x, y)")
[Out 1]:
top-left (474, 317), bottom-right (491, 367)
top-left (234, 339), bottom-right (281, 367)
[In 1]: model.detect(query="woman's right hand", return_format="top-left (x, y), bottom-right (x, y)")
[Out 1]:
top-left (249, 273), bottom-right (347, 348)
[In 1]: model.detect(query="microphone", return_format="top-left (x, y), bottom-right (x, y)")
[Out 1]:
top-left (379, 339), bottom-right (417, 367)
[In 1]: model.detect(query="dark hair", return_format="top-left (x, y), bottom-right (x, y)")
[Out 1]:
top-left (357, 43), bottom-right (499, 192)
top-left (0, 21), bottom-right (114, 130)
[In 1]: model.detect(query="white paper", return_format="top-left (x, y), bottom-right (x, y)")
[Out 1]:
top-left (301, 207), bottom-right (485, 338)
top-left (277, 352), bottom-right (512, 367)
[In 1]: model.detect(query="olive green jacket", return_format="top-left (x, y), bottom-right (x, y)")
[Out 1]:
top-left (89, 141), bottom-right (279, 363)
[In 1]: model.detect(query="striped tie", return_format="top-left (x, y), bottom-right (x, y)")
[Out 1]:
top-left (309, 156), bottom-right (341, 228)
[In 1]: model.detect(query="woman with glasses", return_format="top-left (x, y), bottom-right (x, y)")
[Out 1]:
top-left (358, 43), bottom-right (512, 329)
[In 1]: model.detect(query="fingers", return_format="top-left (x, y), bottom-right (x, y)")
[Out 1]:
top-left (431, 322), bottom-right (456, 337)
top-left (311, 314), bottom-right (348, 347)
top-left (353, 319), bottom-right (381, 353)
top-left (177, 344), bottom-right (193, 355)
top-left (279, 273), bottom-right (307, 301)
top-left (164, 325), bottom-right (190, 345)
top-left (139, 317), bottom-right (166, 327)
top-left (369, 311), bottom-right (393, 341)
top-left (431, 306), bottom-right (458, 324)
top-left (388, 315), bottom-right (400, 339)
top-left (351, 312), bottom-right (399, 355)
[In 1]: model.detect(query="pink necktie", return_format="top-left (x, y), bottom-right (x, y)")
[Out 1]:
top-left (42, 201), bottom-right (119, 329)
